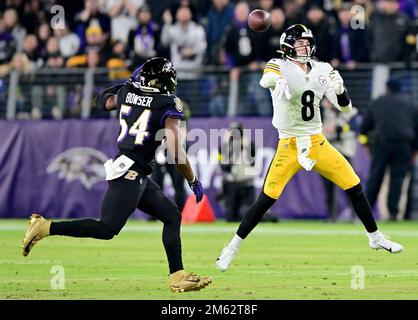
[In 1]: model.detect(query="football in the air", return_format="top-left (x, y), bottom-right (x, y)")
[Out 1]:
top-left (248, 9), bottom-right (271, 32)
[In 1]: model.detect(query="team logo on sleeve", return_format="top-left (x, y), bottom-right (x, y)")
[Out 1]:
top-left (319, 75), bottom-right (327, 86)
top-left (174, 97), bottom-right (183, 112)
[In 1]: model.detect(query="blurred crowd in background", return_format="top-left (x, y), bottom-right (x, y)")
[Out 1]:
top-left (0, 0), bottom-right (418, 79)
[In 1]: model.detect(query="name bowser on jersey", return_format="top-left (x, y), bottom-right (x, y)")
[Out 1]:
top-left (216, 24), bottom-right (404, 273)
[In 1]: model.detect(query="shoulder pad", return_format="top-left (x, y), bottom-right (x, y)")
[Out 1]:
top-left (158, 94), bottom-right (184, 112)
top-left (316, 61), bottom-right (333, 72)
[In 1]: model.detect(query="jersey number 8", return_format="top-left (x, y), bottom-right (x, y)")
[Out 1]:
top-left (301, 90), bottom-right (315, 121)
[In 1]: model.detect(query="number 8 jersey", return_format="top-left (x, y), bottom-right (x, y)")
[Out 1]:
top-left (262, 58), bottom-right (342, 138)
top-left (115, 82), bottom-right (184, 175)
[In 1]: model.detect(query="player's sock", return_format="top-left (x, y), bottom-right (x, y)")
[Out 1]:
top-left (367, 230), bottom-right (380, 241)
top-left (50, 219), bottom-right (116, 239)
top-left (345, 183), bottom-right (378, 233)
top-left (163, 231), bottom-right (183, 274)
top-left (161, 215), bottom-right (184, 274)
top-left (229, 234), bottom-right (243, 249)
top-left (236, 192), bottom-right (276, 239)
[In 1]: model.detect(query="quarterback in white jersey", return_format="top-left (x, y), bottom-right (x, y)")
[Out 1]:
top-left (216, 24), bottom-right (403, 273)
top-left (261, 57), bottom-right (351, 138)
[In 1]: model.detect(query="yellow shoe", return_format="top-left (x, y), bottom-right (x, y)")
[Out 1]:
top-left (21, 214), bottom-right (51, 257)
top-left (169, 270), bottom-right (212, 293)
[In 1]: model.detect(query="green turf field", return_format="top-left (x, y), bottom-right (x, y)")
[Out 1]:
top-left (1, 219), bottom-right (417, 299)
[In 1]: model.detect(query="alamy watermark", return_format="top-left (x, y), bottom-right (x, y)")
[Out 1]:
top-left (351, 5), bottom-right (365, 30)
top-left (154, 125), bottom-right (265, 177)
top-left (351, 265), bottom-right (365, 290)
top-left (50, 265), bottom-right (65, 289)
top-left (50, 5), bottom-right (65, 30)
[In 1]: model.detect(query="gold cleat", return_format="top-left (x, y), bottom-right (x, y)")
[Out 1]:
top-left (21, 214), bottom-right (51, 257)
top-left (169, 270), bottom-right (212, 293)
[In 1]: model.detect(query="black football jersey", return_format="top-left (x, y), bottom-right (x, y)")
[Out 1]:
top-left (114, 83), bottom-right (184, 175)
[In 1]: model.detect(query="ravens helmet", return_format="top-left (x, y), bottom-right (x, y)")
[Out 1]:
top-left (129, 57), bottom-right (177, 94)
top-left (278, 24), bottom-right (316, 64)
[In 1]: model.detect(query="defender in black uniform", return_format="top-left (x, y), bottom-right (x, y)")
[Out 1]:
top-left (21, 57), bottom-right (212, 293)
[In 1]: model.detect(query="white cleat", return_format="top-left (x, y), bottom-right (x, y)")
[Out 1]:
top-left (215, 244), bottom-right (239, 272)
top-left (368, 231), bottom-right (403, 253)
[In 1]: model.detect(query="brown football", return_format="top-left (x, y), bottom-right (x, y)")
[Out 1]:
top-left (248, 9), bottom-right (271, 32)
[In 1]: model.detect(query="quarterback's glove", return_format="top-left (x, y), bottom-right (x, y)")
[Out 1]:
top-left (188, 177), bottom-right (203, 203)
top-left (272, 78), bottom-right (292, 100)
top-left (329, 70), bottom-right (345, 95)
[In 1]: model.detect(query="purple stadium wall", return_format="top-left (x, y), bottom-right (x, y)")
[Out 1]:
top-left (0, 118), bottom-right (372, 220)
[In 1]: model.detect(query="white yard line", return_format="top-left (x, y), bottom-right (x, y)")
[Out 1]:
top-left (1, 270), bottom-right (418, 283)
top-left (0, 259), bottom-right (61, 265)
top-left (1, 223), bottom-right (418, 237)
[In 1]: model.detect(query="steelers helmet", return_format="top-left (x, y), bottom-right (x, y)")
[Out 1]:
top-left (278, 24), bottom-right (316, 63)
top-left (129, 57), bottom-right (177, 94)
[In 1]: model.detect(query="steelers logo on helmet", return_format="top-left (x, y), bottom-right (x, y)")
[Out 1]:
top-left (278, 24), bottom-right (316, 64)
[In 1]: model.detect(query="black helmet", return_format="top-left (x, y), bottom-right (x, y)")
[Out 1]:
top-left (129, 57), bottom-right (177, 94)
top-left (278, 24), bottom-right (316, 63)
